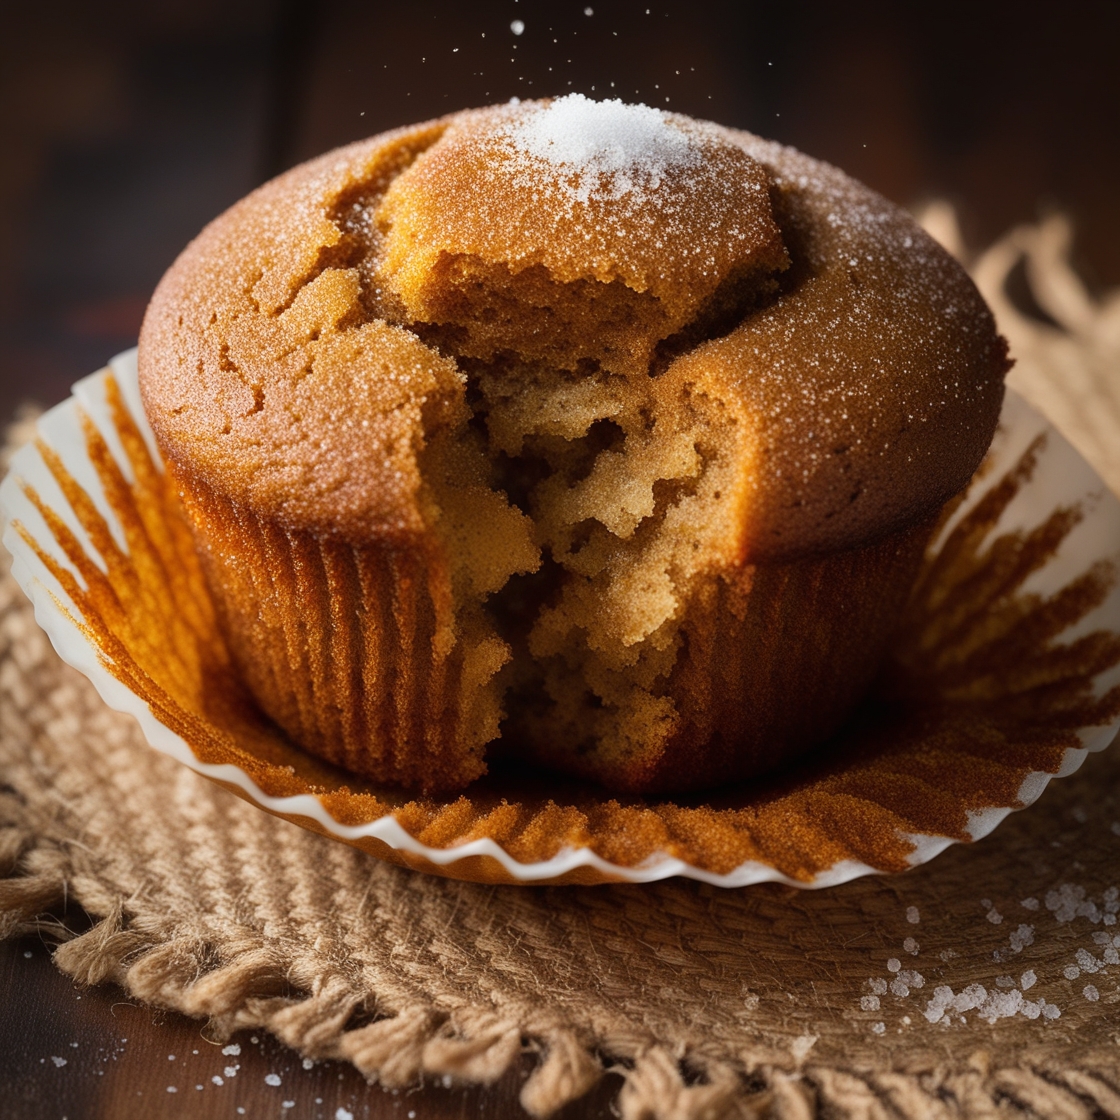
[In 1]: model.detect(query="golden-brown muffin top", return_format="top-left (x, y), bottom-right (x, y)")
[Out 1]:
top-left (377, 98), bottom-right (788, 376)
top-left (139, 98), bottom-right (1007, 556)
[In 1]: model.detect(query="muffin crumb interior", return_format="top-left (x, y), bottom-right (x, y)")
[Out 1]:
top-left (354, 98), bottom-right (791, 778)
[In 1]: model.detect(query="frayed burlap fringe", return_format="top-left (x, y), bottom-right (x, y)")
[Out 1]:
top-left (4, 216), bottom-right (1120, 1119)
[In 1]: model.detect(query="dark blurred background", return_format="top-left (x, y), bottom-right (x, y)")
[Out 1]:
top-left (2, 0), bottom-right (1118, 423)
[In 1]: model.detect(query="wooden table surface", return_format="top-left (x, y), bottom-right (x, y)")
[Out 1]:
top-left (0, 934), bottom-right (615, 1119)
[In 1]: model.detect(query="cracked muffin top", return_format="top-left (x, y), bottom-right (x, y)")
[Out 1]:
top-left (139, 96), bottom-right (1008, 559)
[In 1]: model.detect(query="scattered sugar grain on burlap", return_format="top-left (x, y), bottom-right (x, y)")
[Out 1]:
top-left (3, 213), bottom-right (1120, 1118)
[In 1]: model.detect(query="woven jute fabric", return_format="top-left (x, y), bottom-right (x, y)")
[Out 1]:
top-left (3, 213), bottom-right (1120, 1119)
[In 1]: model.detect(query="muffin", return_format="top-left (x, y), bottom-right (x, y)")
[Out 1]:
top-left (138, 96), bottom-right (1009, 794)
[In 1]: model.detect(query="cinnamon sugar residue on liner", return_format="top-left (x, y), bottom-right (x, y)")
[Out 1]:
top-left (13, 374), bottom-right (1120, 884)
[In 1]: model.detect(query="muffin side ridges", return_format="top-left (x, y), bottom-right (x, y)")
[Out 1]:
top-left (140, 119), bottom-right (544, 790)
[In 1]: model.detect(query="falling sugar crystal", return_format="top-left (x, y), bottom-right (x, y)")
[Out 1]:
top-left (1046, 884), bottom-right (1101, 923)
top-left (956, 984), bottom-right (988, 1011)
top-left (897, 970), bottom-right (923, 995)
top-left (979, 989), bottom-right (1024, 1024)
top-left (1076, 948), bottom-right (1103, 973)
top-left (790, 1035), bottom-right (817, 1061)
top-left (921, 983), bottom-right (1025, 1025)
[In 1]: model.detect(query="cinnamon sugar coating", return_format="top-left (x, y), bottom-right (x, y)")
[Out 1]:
top-left (139, 99), bottom-right (1009, 793)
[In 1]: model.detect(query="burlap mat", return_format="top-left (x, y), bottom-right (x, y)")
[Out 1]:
top-left (3, 212), bottom-right (1120, 1119)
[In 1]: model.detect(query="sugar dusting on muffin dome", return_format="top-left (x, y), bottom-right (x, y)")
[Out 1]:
top-left (377, 96), bottom-right (788, 377)
top-left (507, 93), bottom-right (697, 196)
top-left (139, 99), bottom-right (1009, 793)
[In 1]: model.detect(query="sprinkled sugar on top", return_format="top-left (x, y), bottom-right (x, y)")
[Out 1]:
top-left (502, 94), bottom-right (699, 202)
top-left (140, 101), bottom-right (1007, 557)
top-left (370, 98), bottom-right (791, 384)
top-left (375, 97), bottom-right (788, 328)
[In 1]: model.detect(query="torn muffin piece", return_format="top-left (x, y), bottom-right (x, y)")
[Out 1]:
top-left (139, 97), bottom-right (1008, 793)
top-left (376, 97), bottom-right (789, 377)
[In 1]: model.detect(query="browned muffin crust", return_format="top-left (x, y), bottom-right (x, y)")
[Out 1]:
top-left (140, 105), bottom-right (1005, 555)
top-left (139, 99), bottom-right (1009, 793)
top-left (377, 103), bottom-right (789, 380)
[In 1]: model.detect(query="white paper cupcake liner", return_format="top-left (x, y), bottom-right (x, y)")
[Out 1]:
top-left (2, 349), bottom-right (1119, 887)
